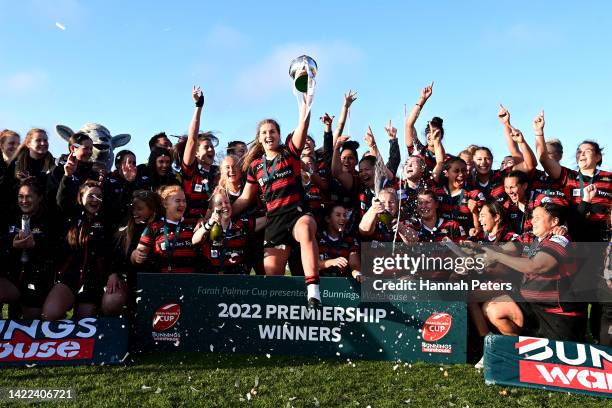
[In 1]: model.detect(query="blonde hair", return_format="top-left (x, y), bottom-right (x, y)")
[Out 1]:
top-left (12, 128), bottom-right (54, 176)
top-left (158, 184), bottom-right (183, 202)
top-left (218, 155), bottom-right (241, 191)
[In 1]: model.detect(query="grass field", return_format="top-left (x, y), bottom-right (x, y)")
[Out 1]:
top-left (0, 351), bottom-right (607, 408)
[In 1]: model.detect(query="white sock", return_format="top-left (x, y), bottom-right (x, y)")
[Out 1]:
top-left (307, 284), bottom-right (320, 301)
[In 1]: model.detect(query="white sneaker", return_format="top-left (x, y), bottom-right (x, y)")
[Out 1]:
top-left (474, 355), bottom-right (484, 369)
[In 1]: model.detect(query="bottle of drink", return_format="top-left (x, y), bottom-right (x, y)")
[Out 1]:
top-left (20, 215), bottom-right (31, 263)
top-left (209, 209), bottom-right (224, 242)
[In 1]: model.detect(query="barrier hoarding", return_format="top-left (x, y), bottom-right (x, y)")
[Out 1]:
top-left (484, 334), bottom-right (612, 398)
top-left (136, 274), bottom-right (467, 363)
top-left (0, 317), bottom-right (128, 367)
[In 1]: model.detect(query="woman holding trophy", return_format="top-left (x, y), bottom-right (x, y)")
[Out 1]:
top-left (232, 56), bottom-right (322, 307)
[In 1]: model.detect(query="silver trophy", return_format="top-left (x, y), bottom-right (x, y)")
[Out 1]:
top-left (289, 55), bottom-right (317, 93)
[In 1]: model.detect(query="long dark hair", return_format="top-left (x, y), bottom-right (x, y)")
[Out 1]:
top-left (117, 190), bottom-right (162, 256)
top-left (66, 180), bottom-right (102, 248)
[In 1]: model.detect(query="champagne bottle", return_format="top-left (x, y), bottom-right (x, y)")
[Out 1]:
top-left (209, 209), bottom-right (224, 242)
top-left (378, 211), bottom-right (393, 229)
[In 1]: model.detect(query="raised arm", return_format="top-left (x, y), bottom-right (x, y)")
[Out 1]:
top-left (404, 82), bottom-right (433, 151)
top-left (333, 90), bottom-right (357, 146)
top-left (430, 127), bottom-right (446, 183)
top-left (498, 104), bottom-right (523, 164)
top-left (359, 198), bottom-right (384, 236)
top-left (385, 120), bottom-right (401, 176)
top-left (183, 86), bottom-right (204, 167)
top-left (509, 129), bottom-right (536, 173)
top-left (533, 111), bottom-right (561, 180)
top-left (291, 91), bottom-right (313, 151)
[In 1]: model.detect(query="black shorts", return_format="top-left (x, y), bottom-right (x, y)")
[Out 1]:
top-left (2, 264), bottom-right (54, 309)
top-left (518, 302), bottom-right (587, 342)
top-left (264, 208), bottom-right (311, 249)
top-left (56, 269), bottom-right (104, 305)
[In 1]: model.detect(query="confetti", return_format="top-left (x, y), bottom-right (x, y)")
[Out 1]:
top-left (120, 352), bottom-right (130, 363)
top-left (155, 388), bottom-right (162, 394)
top-left (55, 22), bottom-right (66, 31)
top-left (190, 386), bottom-right (200, 392)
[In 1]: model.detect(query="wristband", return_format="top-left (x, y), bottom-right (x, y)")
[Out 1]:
top-left (535, 133), bottom-right (544, 137)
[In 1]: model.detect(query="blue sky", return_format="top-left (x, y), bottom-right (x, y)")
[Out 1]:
top-left (1, 1), bottom-right (610, 169)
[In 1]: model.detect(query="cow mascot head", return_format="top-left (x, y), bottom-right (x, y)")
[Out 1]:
top-left (55, 123), bottom-right (131, 171)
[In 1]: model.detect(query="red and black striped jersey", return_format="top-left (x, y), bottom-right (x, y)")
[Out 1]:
top-left (139, 218), bottom-right (196, 273)
top-left (470, 226), bottom-right (519, 243)
top-left (466, 168), bottom-right (510, 202)
top-left (529, 169), bottom-right (565, 200)
top-left (410, 218), bottom-right (466, 242)
top-left (362, 220), bottom-right (396, 243)
top-left (180, 162), bottom-right (219, 220)
top-left (200, 216), bottom-right (255, 274)
top-left (432, 184), bottom-right (485, 232)
top-left (502, 198), bottom-right (533, 235)
top-left (559, 167), bottom-right (612, 224)
top-left (318, 230), bottom-right (359, 277)
top-left (517, 232), bottom-right (578, 309)
top-left (304, 181), bottom-right (324, 214)
top-left (246, 140), bottom-right (304, 217)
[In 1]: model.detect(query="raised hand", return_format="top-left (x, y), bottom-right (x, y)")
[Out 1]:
top-left (428, 121), bottom-right (442, 143)
top-left (320, 113), bottom-right (335, 128)
top-left (364, 126), bottom-right (376, 148)
top-left (498, 104), bottom-right (511, 126)
top-left (533, 110), bottom-right (545, 134)
top-left (420, 81), bottom-right (434, 102)
top-left (64, 152), bottom-right (77, 177)
top-left (384, 120), bottom-right (397, 139)
top-left (371, 198), bottom-right (385, 214)
top-left (510, 128), bottom-right (525, 144)
top-left (193, 85), bottom-right (204, 108)
top-left (334, 135), bottom-right (350, 150)
top-left (344, 90), bottom-right (357, 108)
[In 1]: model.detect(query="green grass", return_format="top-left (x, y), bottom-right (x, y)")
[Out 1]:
top-left (0, 352), bottom-right (607, 408)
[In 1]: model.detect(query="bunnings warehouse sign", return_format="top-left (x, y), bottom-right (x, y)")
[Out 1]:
top-left (0, 318), bottom-right (128, 367)
top-left (484, 334), bottom-right (612, 398)
top-left (136, 275), bottom-right (467, 363)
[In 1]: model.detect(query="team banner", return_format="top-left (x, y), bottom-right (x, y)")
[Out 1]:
top-left (483, 334), bottom-right (612, 398)
top-left (0, 317), bottom-right (128, 367)
top-left (136, 274), bottom-right (467, 363)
